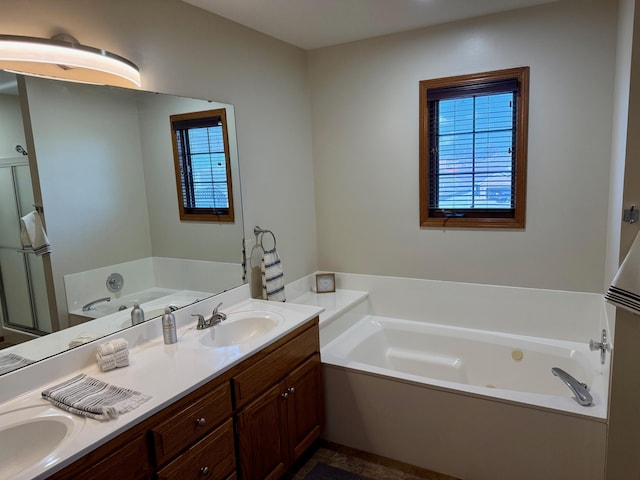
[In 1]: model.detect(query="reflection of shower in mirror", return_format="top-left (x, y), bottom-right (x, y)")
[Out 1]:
top-left (15, 145), bottom-right (28, 156)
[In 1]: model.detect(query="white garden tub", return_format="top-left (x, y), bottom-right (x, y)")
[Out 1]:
top-left (311, 273), bottom-right (612, 480)
top-left (322, 315), bottom-right (608, 417)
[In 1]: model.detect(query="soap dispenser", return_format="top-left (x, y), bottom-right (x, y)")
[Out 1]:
top-left (162, 307), bottom-right (177, 345)
top-left (131, 304), bottom-right (144, 325)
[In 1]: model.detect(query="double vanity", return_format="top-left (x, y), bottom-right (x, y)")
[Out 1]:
top-left (0, 293), bottom-right (324, 480)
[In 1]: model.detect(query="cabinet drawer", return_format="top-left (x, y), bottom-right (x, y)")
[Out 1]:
top-left (152, 381), bottom-right (232, 465)
top-left (233, 322), bottom-right (319, 408)
top-left (84, 433), bottom-right (150, 480)
top-left (157, 418), bottom-right (235, 480)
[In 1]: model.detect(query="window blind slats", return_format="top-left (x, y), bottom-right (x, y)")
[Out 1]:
top-left (428, 91), bottom-right (516, 210)
top-left (174, 122), bottom-right (230, 211)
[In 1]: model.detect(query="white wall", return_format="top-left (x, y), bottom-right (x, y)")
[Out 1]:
top-left (0, 0), bottom-right (318, 291)
top-left (136, 95), bottom-right (243, 263)
top-left (308, 0), bottom-right (617, 294)
top-left (23, 77), bottom-right (153, 325)
top-left (0, 94), bottom-right (25, 159)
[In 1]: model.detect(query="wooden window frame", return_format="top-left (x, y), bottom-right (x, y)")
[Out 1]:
top-left (419, 67), bottom-right (529, 228)
top-left (170, 108), bottom-right (234, 223)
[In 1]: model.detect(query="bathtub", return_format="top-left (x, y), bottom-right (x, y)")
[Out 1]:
top-left (308, 274), bottom-right (611, 480)
top-left (322, 315), bottom-right (608, 418)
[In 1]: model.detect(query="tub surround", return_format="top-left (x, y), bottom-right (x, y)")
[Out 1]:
top-left (0, 284), bottom-right (323, 480)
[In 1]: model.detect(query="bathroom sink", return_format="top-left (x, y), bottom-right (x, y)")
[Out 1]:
top-left (0, 404), bottom-right (84, 478)
top-left (199, 311), bottom-right (284, 348)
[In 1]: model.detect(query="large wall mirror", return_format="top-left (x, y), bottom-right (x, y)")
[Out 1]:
top-left (0, 71), bottom-right (246, 375)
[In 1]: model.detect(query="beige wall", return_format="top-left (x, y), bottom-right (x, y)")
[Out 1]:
top-left (136, 95), bottom-right (243, 263)
top-left (0, 0), bottom-right (318, 289)
top-left (0, 94), bottom-right (25, 159)
top-left (23, 77), bottom-right (153, 325)
top-left (308, 0), bottom-right (617, 294)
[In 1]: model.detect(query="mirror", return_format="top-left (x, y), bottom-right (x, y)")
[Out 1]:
top-left (0, 72), bottom-right (246, 374)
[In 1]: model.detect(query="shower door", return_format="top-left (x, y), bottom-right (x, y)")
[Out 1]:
top-left (0, 161), bottom-right (50, 334)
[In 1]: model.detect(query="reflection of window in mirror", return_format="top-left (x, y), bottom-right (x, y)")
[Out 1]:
top-left (170, 108), bottom-right (234, 222)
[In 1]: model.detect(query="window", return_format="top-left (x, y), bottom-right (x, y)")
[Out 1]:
top-left (170, 108), bottom-right (234, 222)
top-left (419, 67), bottom-right (529, 228)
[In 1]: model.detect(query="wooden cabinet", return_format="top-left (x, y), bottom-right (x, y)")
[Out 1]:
top-left (47, 317), bottom-right (321, 480)
top-left (235, 349), bottom-right (323, 480)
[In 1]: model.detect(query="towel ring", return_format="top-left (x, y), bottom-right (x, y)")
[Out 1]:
top-left (254, 226), bottom-right (277, 251)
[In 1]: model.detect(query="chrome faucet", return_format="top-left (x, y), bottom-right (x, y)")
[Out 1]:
top-left (589, 329), bottom-right (610, 365)
top-left (551, 367), bottom-right (593, 406)
top-left (82, 296), bottom-right (111, 311)
top-left (193, 302), bottom-right (227, 330)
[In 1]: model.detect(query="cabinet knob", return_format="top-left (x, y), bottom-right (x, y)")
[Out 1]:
top-left (288, 387), bottom-right (296, 394)
top-left (281, 392), bottom-right (289, 399)
top-left (200, 466), bottom-right (210, 476)
top-left (195, 417), bottom-right (206, 426)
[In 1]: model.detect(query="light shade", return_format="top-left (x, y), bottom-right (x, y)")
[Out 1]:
top-left (0, 34), bottom-right (141, 89)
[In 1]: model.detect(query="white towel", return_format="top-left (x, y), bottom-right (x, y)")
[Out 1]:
top-left (261, 248), bottom-right (286, 302)
top-left (0, 353), bottom-right (33, 375)
top-left (97, 338), bottom-right (129, 356)
top-left (96, 349), bottom-right (130, 371)
top-left (19, 210), bottom-right (51, 255)
top-left (41, 374), bottom-right (150, 421)
top-left (68, 332), bottom-right (100, 349)
top-left (606, 230), bottom-right (640, 315)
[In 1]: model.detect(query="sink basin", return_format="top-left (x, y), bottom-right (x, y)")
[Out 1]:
top-left (0, 404), bottom-right (84, 479)
top-left (199, 310), bottom-right (284, 348)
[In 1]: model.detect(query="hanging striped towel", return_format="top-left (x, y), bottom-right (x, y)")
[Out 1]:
top-left (0, 353), bottom-right (33, 375)
top-left (42, 374), bottom-right (151, 421)
top-left (261, 248), bottom-right (286, 302)
top-left (19, 210), bottom-right (51, 255)
top-left (606, 230), bottom-right (640, 315)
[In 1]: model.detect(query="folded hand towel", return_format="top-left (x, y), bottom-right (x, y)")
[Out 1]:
top-left (42, 374), bottom-right (150, 421)
top-left (0, 353), bottom-right (33, 375)
top-left (68, 332), bottom-right (100, 349)
top-left (606, 230), bottom-right (640, 315)
top-left (97, 338), bottom-right (129, 356)
top-left (97, 349), bottom-right (130, 371)
top-left (19, 210), bottom-right (51, 255)
top-left (261, 248), bottom-right (286, 302)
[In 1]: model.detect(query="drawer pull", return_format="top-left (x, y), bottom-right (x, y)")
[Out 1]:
top-left (281, 392), bottom-right (289, 399)
top-left (195, 417), bottom-right (206, 426)
top-left (287, 387), bottom-right (295, 394)
top-left (200, 466), bottom-right (210, 476)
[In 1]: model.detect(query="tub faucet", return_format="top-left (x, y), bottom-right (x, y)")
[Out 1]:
top-left (193, 302), bottom-right (227, 330)
top-left (551, 367), bottom-right (593, 406)
top-left (589, 329), bottom-right (610, 365)
top-left (82, 296), bottom-right (111, 311)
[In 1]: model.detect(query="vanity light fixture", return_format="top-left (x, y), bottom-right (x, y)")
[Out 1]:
top-left (0, 34), bottom-right (141, 89)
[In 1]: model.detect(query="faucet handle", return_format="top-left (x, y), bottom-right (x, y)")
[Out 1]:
top-left (192, 314), bottom-right (206, 330)
top-left (212, 302), bottom-right (227, 321)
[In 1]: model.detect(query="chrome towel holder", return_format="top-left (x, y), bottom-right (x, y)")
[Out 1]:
top-left (254, 226), bottom-right (277, 251)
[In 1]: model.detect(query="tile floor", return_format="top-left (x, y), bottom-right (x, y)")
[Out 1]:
top-left (284, 440), bottom-right (460, 480)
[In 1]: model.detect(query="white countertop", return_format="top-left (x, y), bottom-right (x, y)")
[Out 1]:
top-left (0, 297), bottom-right (323, 480)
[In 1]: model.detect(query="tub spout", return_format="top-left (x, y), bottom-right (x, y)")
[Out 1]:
top-left (81, 296), bottom-right (111, 312)
top-left (551, 367), bottom-right (593, 407)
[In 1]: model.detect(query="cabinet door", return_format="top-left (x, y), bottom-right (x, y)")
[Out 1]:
top-left (286, 353), bottom-right (324, 460)
top-left (236, 382), bottom-right (289, 480)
